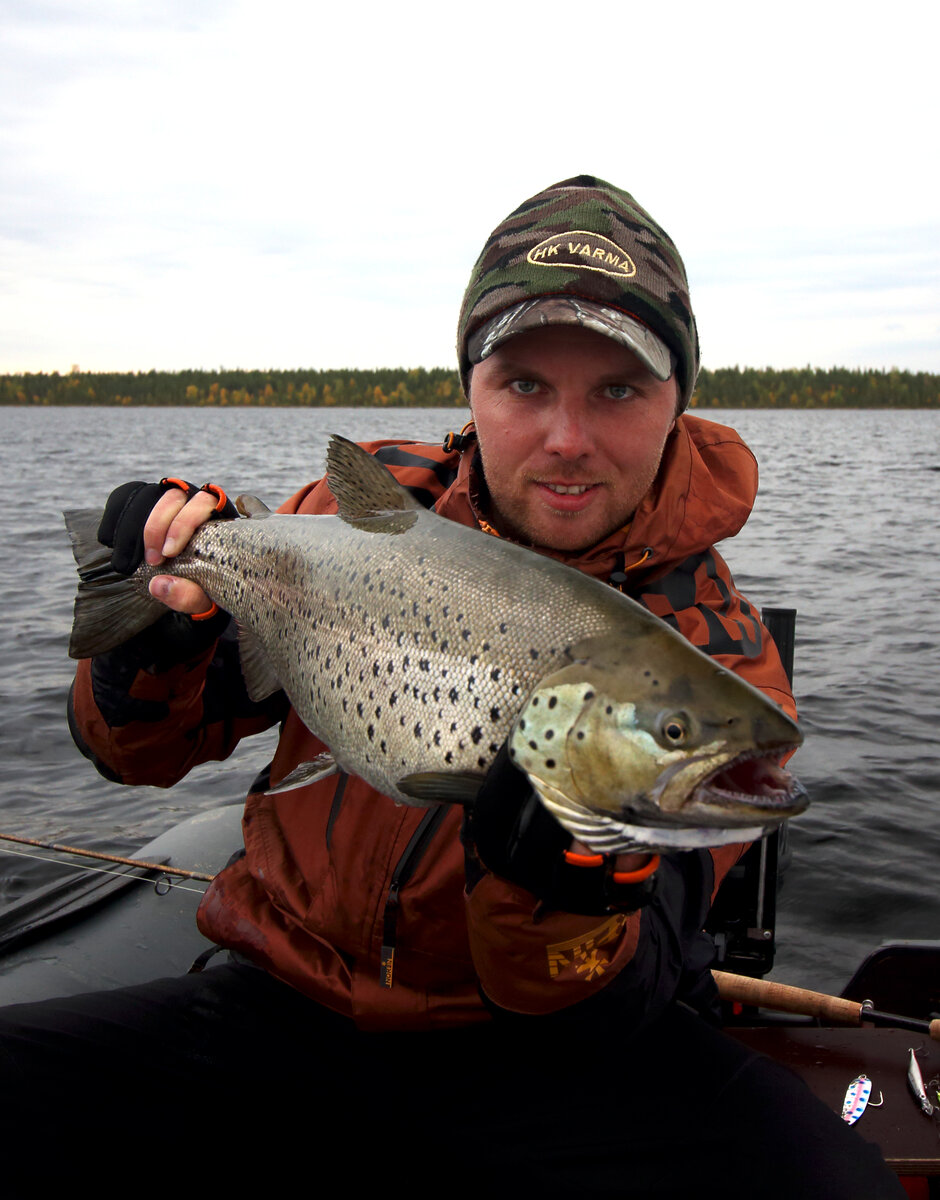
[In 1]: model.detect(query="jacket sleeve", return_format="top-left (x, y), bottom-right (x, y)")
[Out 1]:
top-left (65, 479), bottom-right (325, 788)
top-left (463, 552), bottom-right (795, 1023)
top-left (67, 442), bottom-right (454, 791)
top-left (68, 611), bottom-right (288, 787)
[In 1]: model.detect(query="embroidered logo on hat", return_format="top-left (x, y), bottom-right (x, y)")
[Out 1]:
top-left (527, 231), bottom-right (637, 278)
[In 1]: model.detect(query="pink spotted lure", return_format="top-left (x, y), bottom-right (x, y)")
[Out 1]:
top-left (842, 1074), bottom-right (881, 1125)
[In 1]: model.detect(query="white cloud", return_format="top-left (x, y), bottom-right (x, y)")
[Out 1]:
top-left (2, 0), bottom-right (938, 373)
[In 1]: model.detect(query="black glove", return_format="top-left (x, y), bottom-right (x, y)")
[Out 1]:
top-left (463, 744), bottom-right (659, 915)
top-left (97, 477), bottom-right (238, 576)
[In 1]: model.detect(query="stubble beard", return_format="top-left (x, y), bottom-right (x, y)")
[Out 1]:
top-left (482, 465), bottom-right (661, 555)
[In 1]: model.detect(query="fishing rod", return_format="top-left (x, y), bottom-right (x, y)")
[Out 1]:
top-left (3, 829), bottom-right (937, 1042)
top-left (0, 831), bottom-right (216, 883)
top-left (714, 969), bottom-right (940, 1041)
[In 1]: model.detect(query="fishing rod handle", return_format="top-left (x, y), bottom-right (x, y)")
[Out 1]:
top-left (712, 970), bottom-right (862, 1024)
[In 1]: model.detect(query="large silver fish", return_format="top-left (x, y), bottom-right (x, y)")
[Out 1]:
top-left (65, 435), bottom-right (806, 853)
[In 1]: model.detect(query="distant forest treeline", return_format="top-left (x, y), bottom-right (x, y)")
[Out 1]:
top-left (1, 365), bottom-right (938, 408)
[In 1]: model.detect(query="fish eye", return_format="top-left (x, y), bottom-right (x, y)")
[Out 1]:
top-left (658, 712), bottom-right (689, 746)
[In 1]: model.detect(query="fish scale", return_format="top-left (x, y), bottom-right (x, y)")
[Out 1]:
top-left (65, 434), bottom-right (806, 851)
top-left (195, 516), bottom-right (613, 800)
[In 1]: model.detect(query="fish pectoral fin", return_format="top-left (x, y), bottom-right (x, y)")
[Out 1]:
top-left (326, 435), bottom-right (423, 527)
top-left (236, 494), bottom-right (272, 518)
top-left (264, 754), bottom-right (339, 795)
top-left (398, 771), bottom-right (486, 805)
top-left (237, 625), bottom-right (283, 701)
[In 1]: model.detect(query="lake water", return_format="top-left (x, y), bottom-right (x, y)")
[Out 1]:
top-left (0, 405), bottom-right (937, 994)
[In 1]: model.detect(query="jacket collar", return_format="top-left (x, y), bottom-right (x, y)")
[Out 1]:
top-left (435, 415), bottom-right (758, 588)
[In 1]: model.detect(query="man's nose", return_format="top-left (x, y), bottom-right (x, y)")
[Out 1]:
top-left (542, 397), bottom-right (595, 458)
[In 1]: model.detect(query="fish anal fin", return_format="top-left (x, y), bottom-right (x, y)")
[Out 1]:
top-left (398, 771), bottom-right (485, 806)
top-left (237, 625), bottom-right (282, 701)
top-left (264, 754), bottom-right (339, 795)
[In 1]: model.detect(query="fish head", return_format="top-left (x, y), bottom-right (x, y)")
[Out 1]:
top-left (508, 630), bottom-right (806, 853)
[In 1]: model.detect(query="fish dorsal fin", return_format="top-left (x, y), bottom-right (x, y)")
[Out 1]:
top-left (237, 623), bottom-right (283, 701)
top-left (326, 435), bottom-right (420, 533)
top-left (236, 494), bottom-right (272, 518)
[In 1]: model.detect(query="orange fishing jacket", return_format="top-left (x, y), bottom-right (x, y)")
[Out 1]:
top-left (70, 415), bottom-right (795, 1032)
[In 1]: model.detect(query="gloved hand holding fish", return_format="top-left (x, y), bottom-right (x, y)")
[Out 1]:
top-left (65, 434), bottom-right (807, 856)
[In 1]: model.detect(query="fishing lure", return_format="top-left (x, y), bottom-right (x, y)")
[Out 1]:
top-left (907, 1049), bottom-right (935, 1117)
top-left (841, 1074), bottom-right (882, 1125)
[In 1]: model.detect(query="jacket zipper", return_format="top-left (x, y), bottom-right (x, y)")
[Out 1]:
top-left (380, 805), bottom-right (447, 987)
top-left (325, 772), bottom-right (348, 851)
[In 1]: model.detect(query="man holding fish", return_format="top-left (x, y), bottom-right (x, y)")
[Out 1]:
top-left (0, 178), bottom-right (904, 1196)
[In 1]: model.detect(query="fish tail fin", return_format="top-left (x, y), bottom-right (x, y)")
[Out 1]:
top-left (64, 508), bottom-right (166, 658)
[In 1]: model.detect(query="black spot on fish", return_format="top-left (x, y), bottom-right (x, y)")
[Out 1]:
top-left (490, 667), bottom-right (501, 681)
top-left (548, 696), bottom-right (557, 709)
top-left (471, 726), bottom-right (483, 744)
top-left (584, 690), bottom-right (595, 701)
top-left (545, 730), bottom-right (554, 740)
top-left (545, 759), bottom-right (556, 769)
top-left (490, 707), bottom-right (500, 722)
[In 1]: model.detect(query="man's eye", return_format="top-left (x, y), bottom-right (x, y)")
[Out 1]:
top-left (510, 379), bottom-right (539, 395)
top-left (604, 385), bottom-right (634, 400)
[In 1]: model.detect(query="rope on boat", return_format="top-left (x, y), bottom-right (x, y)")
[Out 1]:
top-left (0, 830), bottom-right (216, 883)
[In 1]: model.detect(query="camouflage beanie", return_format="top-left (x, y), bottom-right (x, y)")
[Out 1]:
top-left (457, 175), bottom-right (700, 412)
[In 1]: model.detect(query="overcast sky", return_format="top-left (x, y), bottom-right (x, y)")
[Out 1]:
top-left (2, 0), bottom-right (938, 376)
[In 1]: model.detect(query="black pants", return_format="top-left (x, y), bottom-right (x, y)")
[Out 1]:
top-left (0, 961), bottom-right (905, 1199)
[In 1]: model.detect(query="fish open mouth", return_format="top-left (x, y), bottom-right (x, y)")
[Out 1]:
top-left (695, 751), bottom-right (807, 815)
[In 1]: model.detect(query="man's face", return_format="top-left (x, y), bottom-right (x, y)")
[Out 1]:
top-left (468, 325), bottom-right (678, 553)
